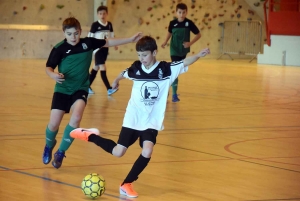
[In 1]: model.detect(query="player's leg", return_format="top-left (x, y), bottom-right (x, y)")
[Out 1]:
top-left (89, 50), bottom-right (101, 94)
top-left (89, 65), bottom-right (100, 94)
top-left (43, 92), bottom-right (67, 164)
top-left (98, 48), bottom-right (118, 96)
top-left (120, 129), bottom-right (158, 198)
top-left (43, 109), bottom-right (64, 164)
top-left (171, 55), bottom-right (186, 102)
top-left (70, 127), bottom-right (137, 158)
top-left (52, 90), bottom-right (87, 169)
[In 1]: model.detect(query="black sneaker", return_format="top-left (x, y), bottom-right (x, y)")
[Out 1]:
top-left (172, 94), bottom-right (180, 102)
top-left (42, 140), bottom-right (57, 164)
top-left (52, 150), bottom-right (66, 169)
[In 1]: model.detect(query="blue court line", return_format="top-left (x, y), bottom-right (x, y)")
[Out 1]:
top-left (0, 165), bottom-right (132, 201)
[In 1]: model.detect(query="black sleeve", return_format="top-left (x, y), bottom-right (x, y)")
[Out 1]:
top-left (168, 21), bottom-right (172, 33)
top-left (126, 61), bottom-right (141, 78)
top-left (109, 22), bottom-right (114, 32)
top-left (89, 38), bottom-right (107, 50)
top-left (189, 20), bottom-right (200, 35)
top-left (46, 48), bottom-right (62, 69)
top-left (89, 22), bottom-right (97, 33)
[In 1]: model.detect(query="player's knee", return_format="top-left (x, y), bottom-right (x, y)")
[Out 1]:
top-left (93, 65), bottom-right (100, 71)
top-left (142, 147), bottom-right (153, 158)
top-left (48, 123), bottom-right (59, 131)
top-left (113, 146), bottom-right (127, 157)
top-left (70, 114), bottom-right (82, 124)
top-left (99, 65), bottom-right (106, 71)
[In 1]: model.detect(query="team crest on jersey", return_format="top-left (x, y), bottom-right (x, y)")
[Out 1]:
top-left (141, 82), bottom-right (159, 106)
top-left (82, 43), bottom-right (88, 50)
top-left (185, 21), bottom-right (189, 27)
top-left (158, 68), bottom-right (163, 79)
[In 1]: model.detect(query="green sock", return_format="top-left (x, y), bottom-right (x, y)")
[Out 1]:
top-left (172, 78), bottom-right (179, 95)
top-left (58, 124), bottom-right (76, 152)
top-left (46, 126), bottom-right (58, 147)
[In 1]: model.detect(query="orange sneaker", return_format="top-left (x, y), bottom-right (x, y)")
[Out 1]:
top-left (70, 128), bottom-right (99, 141)
top-left (119, 183), bottom-right (138, 198)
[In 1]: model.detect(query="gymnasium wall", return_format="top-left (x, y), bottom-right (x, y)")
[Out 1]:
top-left (0, 0), bottom-right (266, 60)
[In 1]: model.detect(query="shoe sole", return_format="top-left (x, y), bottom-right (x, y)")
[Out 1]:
top-left (52, 160), bottom-right (61, 169)
top-left (51, 153), bottom-right (64, 169)
top-left (119, 189), bottom-right (138, 198)
top-left (108, 89), bottom-right (118, 96)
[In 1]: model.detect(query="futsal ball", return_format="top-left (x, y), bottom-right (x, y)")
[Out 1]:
top-left (81, 173), bottom-right (105, 199)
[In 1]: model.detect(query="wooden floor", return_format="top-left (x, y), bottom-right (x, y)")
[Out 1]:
top-left (1, 59), bottom-right (300, 201)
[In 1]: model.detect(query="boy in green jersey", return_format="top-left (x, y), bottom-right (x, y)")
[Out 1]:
top-left (161, 3), bottom-right (201, 102)
top-left (43, 17), bottom-right (142, 169)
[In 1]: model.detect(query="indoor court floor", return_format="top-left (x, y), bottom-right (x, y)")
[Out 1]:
top-left (0, 59), bottom-right (300, 201)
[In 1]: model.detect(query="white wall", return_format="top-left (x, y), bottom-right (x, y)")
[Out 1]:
top-left (0, 0), bottom-right (266, 60)
top-left (258, 35), bottom-right (300, 66)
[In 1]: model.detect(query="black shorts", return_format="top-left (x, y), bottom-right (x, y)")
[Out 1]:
top-left (95, 47), bottom-right (109, 65)
top-left (117, 127), bottom-right (158, 148)
top-left (51, 90), bottom-right (88, 113)
top-left (171, 55), bottom-right (186, 62)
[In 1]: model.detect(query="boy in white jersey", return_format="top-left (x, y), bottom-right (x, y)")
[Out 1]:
top-left (88, 6), bottom-right (118, 95)
top-left (70, 36), bottom-right (210, 197)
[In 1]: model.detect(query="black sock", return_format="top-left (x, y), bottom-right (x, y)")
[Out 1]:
top-left (100, 70), bottom-right (111, 90)
top-left (88, 134), bottom-right (117, 154)
top-left (89, 69), bottom-right (98, 86)
top-left (122, 154), bottom-right (150, 185)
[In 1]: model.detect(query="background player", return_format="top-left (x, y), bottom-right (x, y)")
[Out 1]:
top-left (88, 6), bottom-right (118, 95)
top-left (161, 3), bottom-right (201, 102)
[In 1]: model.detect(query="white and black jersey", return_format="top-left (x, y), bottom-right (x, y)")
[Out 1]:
top-left (88, 20), bottom-right (114, 39)
top-left (122, 60), bottom-right (188, 131)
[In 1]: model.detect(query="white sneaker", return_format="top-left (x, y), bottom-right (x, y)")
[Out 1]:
top-left (107, 88), bottom-right (118, 96)
top-left (88, 87), bottom-right (95, 94)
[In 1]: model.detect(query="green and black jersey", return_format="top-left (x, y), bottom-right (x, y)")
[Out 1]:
top-left (168, 18), bottom-right (200, 57)
top-left (46, 38), bottom-right (106, 95)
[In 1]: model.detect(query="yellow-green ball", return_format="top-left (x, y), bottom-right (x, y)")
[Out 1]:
top-left (81, 173), bottom-right (105, 199)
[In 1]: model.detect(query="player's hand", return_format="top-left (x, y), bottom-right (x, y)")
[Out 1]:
top-left (131, 32), bottom-right (143, 42)
top-left (111, 80), bottom-right (119, 89)
top-left (183, 42), bottom-right (191, 48)
top-left (198, 48), bottom-right (210, 57)
top-left (161, 42), bottom-right (167, 48)
top-left (53, 73), bottom-right (65, 84)
top-left (114, 46), bottom-right (118, 50)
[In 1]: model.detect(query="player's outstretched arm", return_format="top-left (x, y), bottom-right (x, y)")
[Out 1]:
top-left (183, 48), bottom-right (210, 67)
top-left (111, 71), bottom-right (126, 89)
top-left (104, 32), bottom-right (143, 47)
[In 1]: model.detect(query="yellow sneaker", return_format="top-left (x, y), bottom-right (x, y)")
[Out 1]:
top-left (119, 183), bottom-right (138, 198)
top-left (70, 128), bottom-right (99, 141)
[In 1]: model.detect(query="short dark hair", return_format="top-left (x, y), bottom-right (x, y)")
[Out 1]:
top-left (62, 17), bottom-right (81, 31)
top-left (176, 3), bottom-right (187, 11)
top-left (136, 36), bottom-right (157, 52)
top-left (97, 5), bottom-right (108, 13)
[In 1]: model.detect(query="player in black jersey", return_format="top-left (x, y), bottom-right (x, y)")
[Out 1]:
top-left (88, 6), bottom-right (118, 95)
top-left (162, 3), bottom-right (201, 102)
